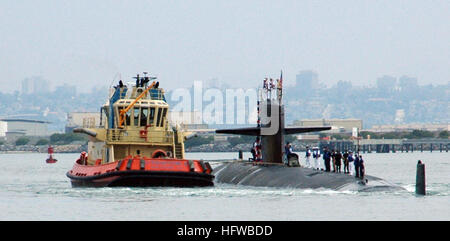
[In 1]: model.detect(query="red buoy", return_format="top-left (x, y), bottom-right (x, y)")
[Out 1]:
top-left (46, 145), bottom-right (57, 164)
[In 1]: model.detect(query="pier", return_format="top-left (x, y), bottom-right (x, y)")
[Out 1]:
top-left (318, 139), bottom-right (450, 153)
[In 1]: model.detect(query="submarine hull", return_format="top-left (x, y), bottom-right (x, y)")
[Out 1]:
top-left (213, 162), bottom-right (405, 192)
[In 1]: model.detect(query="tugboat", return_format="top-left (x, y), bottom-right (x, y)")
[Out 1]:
top-left (66, 73), bottom-right (214, 187)
top-left (46, 145), bottom-right (57, 164)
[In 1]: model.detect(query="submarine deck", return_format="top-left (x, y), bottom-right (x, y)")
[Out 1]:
top-left (212, 161), bottom-right (405, 192)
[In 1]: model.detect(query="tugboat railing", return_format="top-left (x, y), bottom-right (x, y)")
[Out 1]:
top-left (106, 129), bottom-right (173, 144)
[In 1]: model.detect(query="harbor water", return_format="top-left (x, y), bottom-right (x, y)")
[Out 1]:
top-left (0, 152), bottom-right (448, 220)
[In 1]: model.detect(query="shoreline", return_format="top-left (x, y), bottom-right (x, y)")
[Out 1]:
top-left (0, 144), bottom-right (86, 154)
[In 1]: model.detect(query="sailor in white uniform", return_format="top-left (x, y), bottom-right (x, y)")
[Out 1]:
top-left (312, 148), bottom-right (321, 170)
top-left (305, 147), bottom-right (312, 168)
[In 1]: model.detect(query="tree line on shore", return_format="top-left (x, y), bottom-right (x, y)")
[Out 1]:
top-left (1, 130), bottom-right (447, 148)
top-left (1, 133), bottom-right (88, 146)
top-left (185, 130), bottom-right (449, 148)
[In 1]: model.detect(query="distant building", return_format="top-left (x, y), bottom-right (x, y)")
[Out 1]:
top-left (21, 78), bottom-right (30, 95)
top-left (5, 131), bottom-right (26, 141)
top-left (296, 134), bottom-right (320, 140)
top-left (295, 70), bottom-right (318, 91)
top-left (21, 76), bottom-right (49, 94)
top-left (55, 84), bottom-right (77, 98)
top-left (376, 75), bottom-right (396, 91)
top-left (293, 119), bottom-right (363, 133)
top-left (394, 109), bottom-right (405, 123)
top-left (168, 111), bottom-right (208, 130)
top-left (0, 119), bottom-right (50, 139)
top-left (0, 121), bottom-right (6, 137)
top-left (214, 134), bottom-right (229, 144)
top-left (65, 112), bottom-right (102, 133)
top-left (398, 75), bottom-right (418, 90)
top-left (368, 123), bottom-right (449, 133)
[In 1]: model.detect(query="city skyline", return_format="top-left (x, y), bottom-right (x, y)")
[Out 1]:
top-left (4, 70), bottom-right (449, 95)
top-left (0, 0), bottom-right (449, 93)
top-left (1, 69), bottom-right (447, 132)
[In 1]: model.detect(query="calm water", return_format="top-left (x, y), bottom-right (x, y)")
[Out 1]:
top-left (0, 152), bottom-right (448, 220)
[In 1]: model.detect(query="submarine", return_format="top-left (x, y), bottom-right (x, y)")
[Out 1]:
top-left (213, 74), bottom-right (404, 192)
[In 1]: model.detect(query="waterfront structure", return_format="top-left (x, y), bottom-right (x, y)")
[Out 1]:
top-left (321, 138), bottom-right (450, 153)
top-left (0, 121), bottom-right (6, 137)
top-left (213, 134), bottom-right (228, 144)
top-left (0, 119), bottom-right (49, 137)
top-left (168, 111), bottom-right (208, 130)
top-left (65, 112), bottom-right (102, 133)
top-left (293, 119), bottom-right (363, 133)
top-left (368, 123), bottom-right (449, 132)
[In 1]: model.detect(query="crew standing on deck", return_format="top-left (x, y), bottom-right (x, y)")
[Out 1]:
top-left (359, 155), bottom-right (365, 179)
top-left (252, 137), bottom-right (261, 162)
top-left (323, 147), bottom-right (331, 172)
top-left (331, 150), bottom-right (337, 172)
top-left (343, 150), bottom-right (349, 174)
top-left (347, 151), bottom-right (354, 175)
top-left (285, 142), bottom-right (293, 161)
top-left (305, 146), bottom-right (312, 168)
top-left (335, 150), bottom-right (342, 173)
top-left (251, 140), bottom-right (257, 161)
top-left (285, 142), bottom-right (300, 166)
top-left (354, 153), bottom-right (360, 178)
top-left (312, 148), bottom-right (321, 170)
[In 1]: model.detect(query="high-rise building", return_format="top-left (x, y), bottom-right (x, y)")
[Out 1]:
top-left (33, 77), bottom-right (49, 94)
top-left (21, 78), bottom-right (31, 94)
top-left (398, 75), bottom-right (418, 91)
top-left (295, 70), bottom-right (318, 91)
top-left (376, 75), bottom-right (396, 91)
top-left (21, 76), bottom-right (50, 94)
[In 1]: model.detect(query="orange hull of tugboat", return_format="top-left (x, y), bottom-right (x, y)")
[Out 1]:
top-left (66, 156), bottom-right (214, 187)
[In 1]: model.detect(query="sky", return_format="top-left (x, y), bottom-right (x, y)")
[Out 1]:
top-left (0, 0), bottom-right (449, 93)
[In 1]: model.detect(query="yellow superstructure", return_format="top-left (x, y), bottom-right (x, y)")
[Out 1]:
top-left (74, 74), bottom-right (187, 165)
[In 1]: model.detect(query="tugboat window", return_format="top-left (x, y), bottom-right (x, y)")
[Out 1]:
top-left (133, 107), bottom-right (140, 126)
top-left (149, 107), bottom-right (155, 125)
top-left (117, 106), bottom-right (123, 127)
top-left (160, 108), bottom-right (168, 127)
top-left (125, 109), bottom-right (131, 126)
top-left (140, 108), bottom-right (148, 126)
top-left (156, 108), bottom-right (162, 127)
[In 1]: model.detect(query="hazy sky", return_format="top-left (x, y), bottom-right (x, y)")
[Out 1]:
top-left (0, 0), bottom-right (449, 93)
